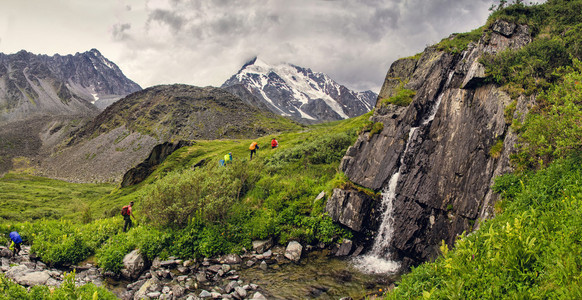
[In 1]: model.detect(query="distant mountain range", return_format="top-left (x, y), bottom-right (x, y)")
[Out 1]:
top-left (222, 57), bottom-right (377, 124)
top-left (0, 49), bottom-right (141, 124)
top-left (0, 49), bottom-right (376, 181)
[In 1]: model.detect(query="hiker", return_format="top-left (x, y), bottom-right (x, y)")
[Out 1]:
top-left (121, 201), bottom-right (135, 232)
top-left (224, 152), bottom-right (233, 164)
top-left (271, 138), bottom-right (279, 149)
top-left (9, 231), bottom-right (22, 256)
top-left (249, 141), bottom-right (259, 160)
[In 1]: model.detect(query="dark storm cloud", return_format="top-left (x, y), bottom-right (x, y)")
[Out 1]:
top-left (147, 9), bottom-right (186, 33)
top-left (114, 0), bottom-right (495, 91)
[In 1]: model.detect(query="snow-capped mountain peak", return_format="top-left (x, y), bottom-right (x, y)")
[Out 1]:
top-left (222, 57), bottom-right (376, 124)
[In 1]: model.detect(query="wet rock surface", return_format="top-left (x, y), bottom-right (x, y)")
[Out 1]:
top-left (331, 19), bottom-right (535, 268)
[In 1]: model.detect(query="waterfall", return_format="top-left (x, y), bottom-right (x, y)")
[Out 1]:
top-left (353, 69), bottom-right (454, 274)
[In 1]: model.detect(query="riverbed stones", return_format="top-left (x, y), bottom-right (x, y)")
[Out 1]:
top-left (284, 241), bottom-right (303, 262)
top-left (121, 249), bottom-right (146, 280)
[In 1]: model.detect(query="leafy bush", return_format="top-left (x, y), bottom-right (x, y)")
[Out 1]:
top-left (140, 159), bottom-right (261, 228)
top-left (512, 60), bottom-right (582, 170)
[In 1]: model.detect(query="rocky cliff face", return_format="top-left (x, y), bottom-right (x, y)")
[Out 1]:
top-left (222, 57), bottom-right (377, 124)
top-left (0, 49), bottom-right (141, 124)
top-left (327, 20), bottom-right (534, 269)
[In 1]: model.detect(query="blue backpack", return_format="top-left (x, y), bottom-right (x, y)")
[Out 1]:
top-left (9, 232), bottom-right (22, 244)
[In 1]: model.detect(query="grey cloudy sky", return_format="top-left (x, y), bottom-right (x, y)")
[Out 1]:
top-left (0, 0), bottom-right (495, 92)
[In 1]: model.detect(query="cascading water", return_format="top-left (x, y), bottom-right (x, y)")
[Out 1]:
top-left (353, 70), bottom-right (455, 274)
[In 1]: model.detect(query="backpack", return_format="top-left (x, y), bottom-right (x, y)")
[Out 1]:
top-left (9, 232), bottom-right (22, 244)
top-left (249, 142), bottom-right (257, 150)
top-left (121, 205), bottom-right (130, 216)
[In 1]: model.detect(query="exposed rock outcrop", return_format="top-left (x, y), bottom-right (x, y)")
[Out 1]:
top-left (121, 140), bottom-right (193, 187)
top-left (330, 20), bottom-right (534, 268)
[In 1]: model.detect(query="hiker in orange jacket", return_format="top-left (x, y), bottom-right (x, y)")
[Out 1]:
top-left (271, 138), bottom-right (279, 149)
top-left (249, 142), bottom-right (259, 160)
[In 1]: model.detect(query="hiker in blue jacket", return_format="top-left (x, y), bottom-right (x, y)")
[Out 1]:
top-left (9, 231), bottom-right (22, 256)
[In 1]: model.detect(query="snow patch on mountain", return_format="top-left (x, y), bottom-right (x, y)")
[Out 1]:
top-left (222, 57), bottom-right (377, 123)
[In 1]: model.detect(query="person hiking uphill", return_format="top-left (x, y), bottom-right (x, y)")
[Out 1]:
top-left (224, 152), bottom-right (233, 164)
top-left (9, 231), bottom-right (22, 256)
top-left (121, 201), bottom-right (135, 232)
top-left (271, 138), bottom-right (279, 149)
top-left (249, 141), bottom-right (259, 160)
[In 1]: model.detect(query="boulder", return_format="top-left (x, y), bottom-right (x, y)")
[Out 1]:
top-left (5, 265), bottom-right (29, 279)
top-left (13, 271), bottom-right (51, 286)
top-left (225, 281), bottom-right (239, 293)
top-left (251, 292), bottom-right (268, 300)
top-left (252, 239), bottom-right (273, 254)
top-left (0, 248), bottom-right (12, 258)
top-left (220, 253), bottom-right (242, 264)
top-left (326, 189), bottom-right (376, 232)
top-left (199, 290), bottom-right (212, 298)
top-left (234, 286), bottom-right (247, 298)
top-left (284, 241), bottom-right (303, 262)
top-left (133, 276), bottom-right (162, 300)
top-left (121, 250), bottom-right (146, 280)
top-left (335, 239), bottom-right (353, 256)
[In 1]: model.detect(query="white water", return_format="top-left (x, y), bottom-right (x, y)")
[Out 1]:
top-left (353, 69), bottom-right (454, 274)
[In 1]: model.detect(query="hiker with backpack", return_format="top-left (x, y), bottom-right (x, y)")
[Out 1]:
top-left (271, 138), bottom-right (279, 149)
top-left (9, 231), bottom-right (22, 256)
top-left (249, 141), bottom-right (259, 160)
top-left (121, 201), bottom-right (135, 232)
top-left (224, 152), bottom-right (233, 164)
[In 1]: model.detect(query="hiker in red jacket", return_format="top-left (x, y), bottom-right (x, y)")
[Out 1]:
top-left (271, 138), bottom-right (279, 149)
top-left (121, 201), bottom-right (135, 232)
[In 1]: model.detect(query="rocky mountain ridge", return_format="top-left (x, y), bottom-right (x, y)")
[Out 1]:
top-left (0, 49), bottom-right (141, 124)
top-left (327, 20), bottom-right (534, 269)
top-left (39, 84), bottom-right (301, 183)
top-left (222, 57), bottom-right (377, 124)
top-left (0, 49), bottom-right (142, 175)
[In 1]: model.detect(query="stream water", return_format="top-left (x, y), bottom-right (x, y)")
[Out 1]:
top-left (239, 250), bottom-right (399, 299)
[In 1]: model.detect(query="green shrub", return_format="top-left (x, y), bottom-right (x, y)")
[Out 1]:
top-left (379, 88), bottom-right (416, 107)
top-left (488, 138), bottom-right (504, 159)
top-left (435, 26), bottom-right (484, 55)
top-left (512, 59), bottom-right (582, 170)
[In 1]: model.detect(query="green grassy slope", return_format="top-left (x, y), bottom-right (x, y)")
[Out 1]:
top-left (0, 112), bottom-right (372, 271)
top-left (0, 173), bottom-right (114, 222)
